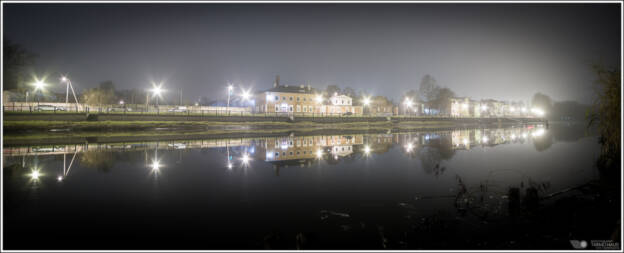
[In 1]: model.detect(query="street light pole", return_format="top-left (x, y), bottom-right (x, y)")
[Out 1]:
top-left (227, 84), bottom-right (233, 116)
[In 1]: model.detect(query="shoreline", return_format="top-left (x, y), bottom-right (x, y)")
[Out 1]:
top-left (2, 120), bottom-right (548, 146)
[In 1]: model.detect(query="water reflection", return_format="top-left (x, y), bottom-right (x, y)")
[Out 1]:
top-left (3, 124), bottom-right (556, 184)
top-left (3, 123), bottom-right (607, 249)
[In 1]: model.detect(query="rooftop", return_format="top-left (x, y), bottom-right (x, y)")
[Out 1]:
top-left (263, 84), bottom-right (318, 94)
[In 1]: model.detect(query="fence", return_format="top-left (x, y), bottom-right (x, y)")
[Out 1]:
top-left (2, 102), bottom-right (542, 120)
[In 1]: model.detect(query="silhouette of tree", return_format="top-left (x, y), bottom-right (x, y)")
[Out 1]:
top-left (531, 92), bottom-right (553, 113)
top-left (3, 39), bottom-right (37, 91)
top-left (418, 74), bottom-right (440, 102)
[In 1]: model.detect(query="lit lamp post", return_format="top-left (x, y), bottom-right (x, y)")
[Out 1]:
top-left (240, 88), bottom-right (251, 116)
top-left (362, 97), bottom-right (371, 116)
top-left (315, 95), bottom-right (323, 116)
top-left (150, 83), bottom-right (164, 113)
top-left (60, 76), bottom-right (80, 111)
top-left (226, 84), bottom-right (233, 115)
top-left (403, 98), bottom-right (413, 117)
top-left (33, 78), bottom-right (46, 107)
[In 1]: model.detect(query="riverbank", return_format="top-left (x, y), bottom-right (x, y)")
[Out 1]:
top-left (2, 118), bottom-right (549, 146)
top-left (2, 120), bottom-right (460, 146)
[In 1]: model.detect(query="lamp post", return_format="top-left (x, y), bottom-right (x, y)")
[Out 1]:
top-left (362, 97), bottom-right (371, 116)
top-left (150, 82), bottom-right (164, 113)
top-left (226, 84), bottom-right (234, 116)
top-left (33, 79), bottom-right (46, 106)
top-left (403, 98), bottom-right (413, 117)
top-left (60, 76), bottom-right (79, 111)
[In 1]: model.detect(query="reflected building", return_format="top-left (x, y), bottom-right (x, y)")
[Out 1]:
top-left (257, 135), bottom-right (364, 167)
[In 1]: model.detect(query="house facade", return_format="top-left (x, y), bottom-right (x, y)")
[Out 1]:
top-left (254, 83), bottom-right (362, 115)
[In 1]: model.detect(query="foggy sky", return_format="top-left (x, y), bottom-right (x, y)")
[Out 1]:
top-left (3, 3), bottom-right (621, 104)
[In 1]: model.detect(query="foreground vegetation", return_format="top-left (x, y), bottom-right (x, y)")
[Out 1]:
top-left (587, 64), bottom-right (621, 174)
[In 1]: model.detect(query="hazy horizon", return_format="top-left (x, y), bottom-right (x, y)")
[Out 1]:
top-left (4, 3), bottom-right (621, 104)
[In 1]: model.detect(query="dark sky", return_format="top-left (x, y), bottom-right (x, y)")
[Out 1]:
top-left (3, 3), bottom-right (621, 104)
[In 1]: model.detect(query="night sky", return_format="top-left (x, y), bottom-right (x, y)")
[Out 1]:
top-left (3, 3), bottom-right (621, 104)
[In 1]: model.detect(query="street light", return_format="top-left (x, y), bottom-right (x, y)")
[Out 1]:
top-left (241, 89), bottom-right (251, 101)
top-left (404, 98), bottom-right (413, 116)
top-left (362, 96), bottom-right (371, 115)
top-left (60, 75), bottom-right (80, 110)
top-left (32, 77), bottom-right (47, 105)
top-left (226, 84), bottom-right (234, 114)
top-left (150, 82), bottom-right (164, 106)
top-left (362, 97), bottom-right (371, 106)
top-left (315, 95), bottom-right (323, 104)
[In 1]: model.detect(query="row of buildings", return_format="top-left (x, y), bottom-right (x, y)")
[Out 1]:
top-left (252, 81), bottom-right (537, 117)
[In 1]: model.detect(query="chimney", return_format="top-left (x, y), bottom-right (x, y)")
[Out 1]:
top-left (307, 84), bottom-right (311, 90)
top-left (273, 82), bottom-right (277, 88)
top-left (300, 84), bottom-right (304, 89)
top-left (275, 75), bottom-right (280, 87)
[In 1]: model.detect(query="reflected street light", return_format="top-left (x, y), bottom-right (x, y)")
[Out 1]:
top-left (364, 145), bottom-right (371, 155)
top-left (316, 149), bottom-right (323, 159)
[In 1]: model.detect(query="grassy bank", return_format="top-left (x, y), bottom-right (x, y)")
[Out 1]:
top-left (2, 120), bottom-right (466, 146)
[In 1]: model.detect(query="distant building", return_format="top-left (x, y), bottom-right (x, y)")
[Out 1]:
top-left (327, 93), bottom-right (362, 115)
top-left (480, 99), bottom-right (505, 117)
top-left (254, 83), bottom-right (320, 114)
top-left (254, 83), bottom-right (362, 115)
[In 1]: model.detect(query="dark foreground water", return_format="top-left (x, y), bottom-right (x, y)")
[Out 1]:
top-left (3, 123), bottom-right (621, 250)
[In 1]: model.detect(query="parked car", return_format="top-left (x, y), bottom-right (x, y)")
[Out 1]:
top-left (34, 105), bottom-right (64, 111)
top-left (168, 143), bottom-right (187, 149)
top-left (342, 111), bottom-right (353, 116)
top-left (168, 106), bottom-right (188, 112)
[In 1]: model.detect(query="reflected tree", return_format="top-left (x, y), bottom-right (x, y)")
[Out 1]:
top-left (80, 151), bottom-right (115, 173)
top-left (532, 132), bottom-right (554, 152)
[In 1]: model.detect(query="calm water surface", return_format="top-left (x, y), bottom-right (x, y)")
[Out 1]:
top-left (3, 123), bottom-right (608, 249)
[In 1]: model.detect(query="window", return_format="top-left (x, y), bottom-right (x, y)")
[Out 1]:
top-left (296, 105), bottom-right (301, 112)
top-left (297, 97), bottom-right (300, 101)
top-left (303, 106), bottom-right (307, 112)
top-left (275, 96), bottom-right (279, 101)
top-left (290, 96), bottom-right (293, 101)
top-left (282, 96), bottom-right (286, 100)
top-left (275, 105), bottom-right (279, 112)
top-left (289, 105), bottom-right (293, 112)
top-left (303, 98), bottom-right (306, 101)
top-left (275, 152), bottom-right (279, 157)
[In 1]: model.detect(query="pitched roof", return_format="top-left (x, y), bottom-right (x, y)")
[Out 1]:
top-left (263, 84), bottom-right (318, 94)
